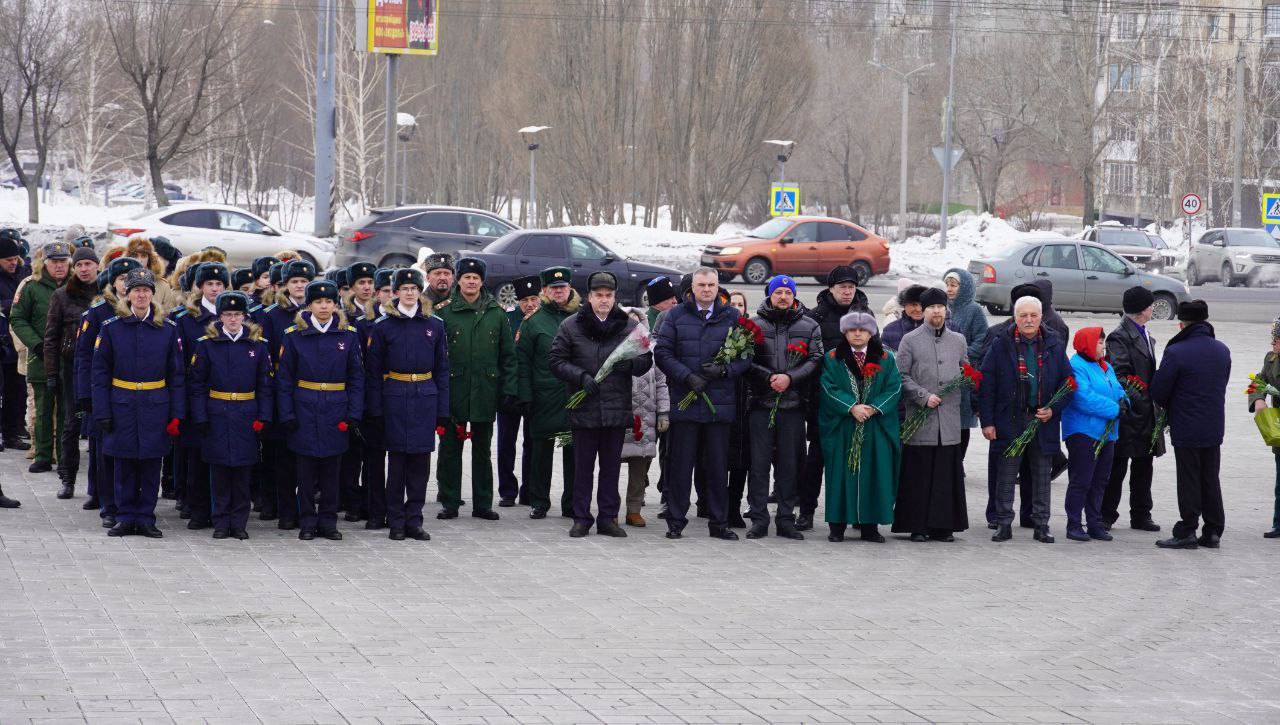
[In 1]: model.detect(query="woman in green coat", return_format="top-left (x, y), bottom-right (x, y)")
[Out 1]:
top-left (818, 310), bottom-right (902, 543)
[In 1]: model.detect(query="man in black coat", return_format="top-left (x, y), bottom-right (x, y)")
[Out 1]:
top-left (796, 265), bottom-right (869, 529)
top-left (1150, 300), bottom-right (1231, 549)
top-left (0, 229), bottom-right (31, 451)
top-left (1103, 286), bottom-right (1164, 532)
top-left (549, 271), bottom-right (653, 538)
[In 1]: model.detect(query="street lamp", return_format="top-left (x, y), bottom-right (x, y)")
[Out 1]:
top-left (519, 125), bottom-right (550, 228)
top-left (869, 61), bottom-right (934, 242)
top-left (764, 139), bottom-right (797, 185)
top-left (396, 112), bottom-right (417, 206)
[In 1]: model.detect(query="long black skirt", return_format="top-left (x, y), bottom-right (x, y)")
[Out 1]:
top-left (892, 443), bottom-right (968, 535)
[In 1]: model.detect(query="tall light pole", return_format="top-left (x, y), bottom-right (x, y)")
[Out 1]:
top-left (519, 126), bottom-right (550, 228)
top-left (764, 139), bottom-right (796, 185)
top-left (381, 55), bottom-right (400, 207)
top-left (314, 1), bottom-right (336, 236)
top-left (1231, 37), bottom-right (1245, 227)
top-left (396, 113), bottom-right (417, 206)
top-left (938, 0), bottom-right (959, 250)
top-left (870, 61), bottom-right (933, 242)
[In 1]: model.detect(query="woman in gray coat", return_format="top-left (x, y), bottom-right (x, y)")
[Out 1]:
top-left (893, 287), bottom-right (970, 542)
top-left (620, 307), bottom-right (668, 527)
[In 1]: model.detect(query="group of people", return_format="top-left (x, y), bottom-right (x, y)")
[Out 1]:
top-left (0, 227), bottom-right (1256, 548)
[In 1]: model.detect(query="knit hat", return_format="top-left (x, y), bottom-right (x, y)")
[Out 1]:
top-left (766, 275), bottom-right (797, 297)
top-left (124, 268), bottom-right (156, 293)
top-left (919, 287), bottom-right (948, 308)
top-left (1177, 299), bottom-right (1209, 323)
top-left (1271, 316), bottom-right (1280, 340)
top-left (839, 310), bottom-right (878, 335)
top-left (943, 270), bottom-right (962, 286)
top-left (826, 265), bottom-right (859, 287)
top-left (645, 275), bottom-right (676, 305)
top-left (71, 246), bottom-right (99, 265)
top-left (1122, 285), bottom-right (1155, 314)
top-left (304, 280), bottom-right (339, 305)
top-left (392, 268), bottom-right (424, 291)
top-left (0, 231), bottom-right (20, 259)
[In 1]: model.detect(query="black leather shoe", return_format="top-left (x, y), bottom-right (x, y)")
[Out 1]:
top-left (827, 532), bottom-right (845, 542)
top-left (860, 527), bottom-right (886, 543)
top-left (102, 515), bottom-right (116, 528)
top-left (776, 527), bottom-right (804, 541)
top-left (139, 525), bottom-right (163, 538)
top-left (1088, 527), bottom-right (1113, 541)
top-left (82, 496), bottom-right (99, 510)
top-left (364, 518), bottom-right (387, 530)
top-left (212, 528), bottom-right (230, 539)
top-left (529, 508), bottom-right (547, 520)
top-left (3, 437), bottom-right (30, 450)
top-left (991, 524), bottom-right (1012, 542)
top-left (1156, 535), bottom-right (1198, 549)
top-left (727, 511), bottom-right (747, 528)
top-left (321, 529), bottom-right (343, 541)
top-left (406, 527), bottom-right (430, 541)
top-left (986, 522), bottom-right (997, 529)
top-left (931, 533), bottom-right (956, 543)
top-left (1196, 533), bottom-right (1221, 549)
top-left (745, 524), bottom-right (767, 539)
top-left (664, 530), bottom-right (682, 539)
top-left (187, 519), bottom-right (211, 531)
top-left (232, 529), bottom-right (249, 540)
top-left (909, 533), bottom-right (929, 543)
top-left (28, 460), bottom-right (51, 473)
top-left (388, 528), bottom-right (406, 541)
top-left (298, 528), bottom-right (315, 540)
top-left (1264, 529), bottom-right (1280, 539)
top-left (107, 522), bottom-right (132, 536)
top-left (0, 491), bottom-right (19, 508)
top-left (498, 497), bottom-right (515, 508)
top-left (569, 522), bottom-right (591, 538)
top-left (1131, 520), bottom-right (1161, 532)
top-left (795, 513), bottom-right (814, 531)
top-left (472, 509), bottom-right (499, 521)
top-left (179, 508), bottom-right (192, 520)
top-left (597, 520), bottom-right (628, 538)
top-left (343, 512), bottom-right (361, 522)
top-left (277, 519), bottom-right (298, 531)
top-left (437, 509), bottom-right (458, 520)
top-left (1033, 525), bottom-right (1055, 543)
top-left (56, 482), bottom-right (74, 499)
top-left (657, 505), bottom-right (669, 520)
top-left (709, 527), bottom-right (738, 540)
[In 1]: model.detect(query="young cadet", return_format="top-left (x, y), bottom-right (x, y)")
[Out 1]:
top-left (338, 261), bottom-right (380, 523)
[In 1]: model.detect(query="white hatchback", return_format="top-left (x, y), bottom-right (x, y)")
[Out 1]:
top-left (106, 203), bottom-right (335, 270)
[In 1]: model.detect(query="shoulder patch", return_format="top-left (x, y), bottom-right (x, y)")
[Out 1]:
top-left (102, 316), bottom-right (121, 327)
top-left (197, 335), bottom-right (210, 343)
top-left (345, 325), bottom-right (356, 332)
top-left (284, 325), bottom-right (298, 335)
top-left (828, 350), bottom-right (837, 358)
top-left (164, 319), bottom-right (177, 327)
top-left (374, 316), bottom-right (389, 325)
top-left (265, 303), bottom-right (279, 312)
top-left (173, 309), bottom-right (187, 318)
top-left (90, 299), bottom-right (106, 308)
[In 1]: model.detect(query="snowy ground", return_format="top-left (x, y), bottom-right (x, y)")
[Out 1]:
top-left (557, 223), bottom-right (739, 271)
top-left (888, 212), bottom-right (1062, 279)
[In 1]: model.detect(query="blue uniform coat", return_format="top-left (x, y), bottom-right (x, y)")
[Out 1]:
top-left (74, 295), bottom-right (118, 404)
top-left (276, 311), bottom-right (365, 458)
top-left (188, 321), bottom-right (274, 467)
top-left (91, 303), bottom-right (186, 459)
top-left (364, 303), bottom-right (450, 453)
top-left (171, 300), bottom-right (218, 448)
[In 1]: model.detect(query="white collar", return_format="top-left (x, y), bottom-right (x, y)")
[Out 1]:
top-left (201, 297), bottom-right (217, 316)
top-left (397, 302), bottom-right (418, 318)
top-left (312, 316), bottom-right (333, 333)
top-left (224, 327), bottom-right (243, 341)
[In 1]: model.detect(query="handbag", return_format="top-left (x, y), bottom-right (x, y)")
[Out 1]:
top-left (1255, 407), bottom-right (1280, 447)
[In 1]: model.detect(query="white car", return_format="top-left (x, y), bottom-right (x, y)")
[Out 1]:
top-left (106, 204), bottom-right (335, 270)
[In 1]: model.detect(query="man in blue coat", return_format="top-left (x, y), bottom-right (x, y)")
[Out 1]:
top-left (979, 295), bottom-right (1072, 544)
top-left (365, 269), bottom-right (450, 541)
top-left (91, 269), bottom-right (185, 538)
top-left (654, 267), bottom-right (751, 540)
top-left (188, 291), bottom-right (273, 540)
top-left (1150, 300), bottom-right (1231, 549)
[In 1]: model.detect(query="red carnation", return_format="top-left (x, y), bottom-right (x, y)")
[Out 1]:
top-left (861, 362), bottom-right (882, 380)
top-left (252, 420), bottom-right (264, 433)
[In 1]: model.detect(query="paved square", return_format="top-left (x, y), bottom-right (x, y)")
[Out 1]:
top-left (2, 319), bottom-right (1278, 724)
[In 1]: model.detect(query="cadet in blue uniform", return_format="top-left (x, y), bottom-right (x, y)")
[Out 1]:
top-left (92, 269), bottom-right (185, 538)
top-left (171, 262), bottom-right (228, 529)
top-left (364, 269), bottom-right (449, 540)
top-left (76, 257), bottom-right (142, 527)
top-left (188, 291), bottom-right (273, 540)
top-left (231, 267), bottom-right (254, 294)
top-left (375, 268), bottom-right (395, 312)
top-left (338, 262), bottom-right (378, 522)
top-left (250, 256), bottom-right (276, 303)
top-left (276, 280), bottom-right (364, 540)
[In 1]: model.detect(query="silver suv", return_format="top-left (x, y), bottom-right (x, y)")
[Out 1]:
top-left (1081, 225), bottom-right (1162, 273)
top-left (1186, 227), bottom-right (1280, 287)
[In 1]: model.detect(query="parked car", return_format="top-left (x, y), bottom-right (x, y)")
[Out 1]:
top-left (968, 238), bottom-right (1190, 320)
top-left (1185, 227), bottom-right (1280, 287)
top-left (106, 203), bottom-right (336, 270)
top-left (335, 205), bottom-right (519, 269)
top-left (1080, 224), bottom-right (1162, 273)
top-left (467, 230), bottom-right (682, 309)
top-left (699, 216), bottom-right (891, 286)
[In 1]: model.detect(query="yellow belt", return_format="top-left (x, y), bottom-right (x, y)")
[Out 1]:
top-left (385, 371), bottom-right (433, 382)
top-left (112, 378), bottom-right (165, 391)
top-left (297, 380), bottom-right (345, 392)
top-left (209, 390), bottom-right (255, 401)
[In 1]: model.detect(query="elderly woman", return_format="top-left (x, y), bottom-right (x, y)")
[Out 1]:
top-left (894, 287), bottom-right (970, 542)
top-left (1251, 317), bottom-right (1280, 539)
top-left (1061, 327), bottom-right (1124, 542)
top-left (818, 311), bottom-right (901, 543)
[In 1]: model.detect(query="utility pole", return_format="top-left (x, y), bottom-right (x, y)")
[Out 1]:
top-left (382, 54), bottom-right (399, 207)
top-left (870, 61), bottom-right (933, 242)
top-left (1231, 38), bottom-right (1245, 227)
top-left (313, 0), bottom-right (336, 237)
top-left (938, 0), bottom-right (959, 250)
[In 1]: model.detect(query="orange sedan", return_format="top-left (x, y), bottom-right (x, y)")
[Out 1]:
top-left (700, 216), bottom-right (891, 286)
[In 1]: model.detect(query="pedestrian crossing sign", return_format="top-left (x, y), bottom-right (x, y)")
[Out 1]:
top-left (1263, 193), bottom-right (1280, 224)
top-left (770, 185), bottom-right (800, 217)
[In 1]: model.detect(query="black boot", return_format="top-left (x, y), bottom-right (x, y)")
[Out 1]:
top-left (56, 481), bottom-right (74, 499)
top-left (827, 523), bottom-right (846, 542)
top-left (0, 485), bottom-right (19, 508)
top-left (82, 496), bottom-right (99, 510)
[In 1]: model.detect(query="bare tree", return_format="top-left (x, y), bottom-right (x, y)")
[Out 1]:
top-left (64, 19), bottom-right (133, 205)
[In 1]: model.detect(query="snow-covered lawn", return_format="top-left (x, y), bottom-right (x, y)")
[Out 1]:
top-left (889, 213), bottom-right (1062, 280)
top-left (556, 223), bottom-right (742, 271)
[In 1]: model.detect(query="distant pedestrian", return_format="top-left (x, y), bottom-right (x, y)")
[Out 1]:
top-left (1251, 316), bottom-right (1280, 540)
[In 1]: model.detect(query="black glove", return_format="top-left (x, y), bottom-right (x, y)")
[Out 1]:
top-left (700, 362), bottom-right (726, 379)
top-left (436, 416), bottom-right (452, 432)
top-left (612, 359), bottom-right (633, 374)
top-left (499, 394), bottom-right (519, 414)
top-left (281, 418), bottom-right (300, 433)
top-left (580, 374), bottom-right (600, 396)
top-left (97, 418), bottom-right (112, 433)
top-left (685, 373), bottom-right (708, 394)
top-left (194, 421), bottom-right (212, 435)
top-left (77, 398), bottom-right (91, 415)
top-left (344, 419), bottom-right (362, 439)
top-left (30, 343), bottom-right (42, 359)
top-left (46, 373), bottom-right (59, 392)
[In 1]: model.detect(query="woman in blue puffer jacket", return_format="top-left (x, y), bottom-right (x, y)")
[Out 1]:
top-left (944, 268), bottom-right (988, 461)
top-left (1061, 326), bottom-right (1125, 543)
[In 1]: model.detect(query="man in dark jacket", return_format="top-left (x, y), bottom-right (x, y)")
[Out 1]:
top-left (0, 229), bottom-right (31, 450)
top-left (796, 265), bottom-right (869, 529)
top-left (746, 275), bottom-right (822, 540)
top-left (980, 294), bottom-right (1072, 544)
top-left (1103, 286), bottom-right (1164, 532)
top-left (654, 267), bottom-right (751, 540)
top-left (423, 253), bottom-right (454, 306)
top-left (498, 275), bottom-right (540, 507)
top-left (13, 241), bottom-right (71, 475)
top-left (1031, 278), bottom-right (1069, 342)
top-left (549, 271), bottom-right (653, 538)
top-left (44, 246), bottom-right (99, 498)
top-left (1150, 300), bottom-right (1231, 549)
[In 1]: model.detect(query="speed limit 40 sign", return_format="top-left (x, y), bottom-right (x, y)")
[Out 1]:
top-left (1181, 193), bottom-right (1203, 216)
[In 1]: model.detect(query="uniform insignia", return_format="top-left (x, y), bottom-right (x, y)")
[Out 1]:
top-left (80, 320), bottom-right (88, 333)
top-left (427, 329), bottom-right (433, 337)
top-left (337, 341), bottom-right (346, 351)
top-left (248, 349), bottom-right (255, 358)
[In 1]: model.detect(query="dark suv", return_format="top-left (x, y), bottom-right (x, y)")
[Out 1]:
top-left (335, 205), bottom-right (518, 268)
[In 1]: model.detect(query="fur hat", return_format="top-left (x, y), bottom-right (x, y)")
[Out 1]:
top-left (252, 256), bottom-right (277, 279)
top-left (231, 268), bottom-right (254, 289)
top-left (898, 284), bottom-right (927, 306)
top-left (124, 268), bottom-right (156, 293)
top-left (195, 262), bottom-right (230, 288)
top-left (304, 279), bottom-right (339, 305)
top-left (392, 268), bottom-right (424, 291)
top-left (281, 259), bottom-right (316, 283)
top-left (455, 257), bottom-right (486, 280)
top-left (839, 310), bottom-right (878, 335)
top-left (1177, 299), bottom-right (1209, 323)
top-left (215, 291), bottom-right (251, 315)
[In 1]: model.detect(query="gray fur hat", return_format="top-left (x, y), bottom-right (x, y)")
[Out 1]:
top-left (839, 310), bottom-right (878, 335)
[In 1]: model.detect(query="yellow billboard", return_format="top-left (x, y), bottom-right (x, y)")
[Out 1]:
top-left (368, 0), bottom-right (439, 55)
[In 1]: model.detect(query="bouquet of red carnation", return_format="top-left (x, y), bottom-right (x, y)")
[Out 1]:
top-left (1095, 375), bottom-right (1146, 458)
top-left (768, 341), bottom-right (810, 428)
top-left (1005, 376), bottom-right (1077, 458)
top-left (900, 362), bottom-right (982, 443)
top-left (846, 362), bottom-right (882, 472)
top-left (677, 317), bottom-right (763, 414)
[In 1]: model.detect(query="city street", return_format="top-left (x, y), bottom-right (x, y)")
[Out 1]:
top-left (1, 318), bottom-right (1278, 724)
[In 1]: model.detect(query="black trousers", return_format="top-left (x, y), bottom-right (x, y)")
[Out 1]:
top-left (339, 434), bottom-right (364, 516)
top-left (273, 443), bottom-right (298, 525)
top-left (798, 419), bottom-right (823, 515)
top-left (527, 437), bottom-right (575, 514)
top-left (257, 439), bottom-right (278, 517)
top-left (1, 361), bottom-right (25, 439)
top-left (94, 429), bottom-right (116, 518)
top-left (295, 453), bottom-right (340, 532)
top-left (1172, 446), bottom-right (1224, 539)
top-left (210, 464), bottom-right (251, 531)
top-left (747, 408), bottom-right (804, 529)
top-left (1103, 452), bottom-right (1155, 524)
top-left (571, 427), bottom-right (624, 527)
top-left (665, 421), bottom-right (729, 532)
top-left (184, 446), bottom-right (210, 524)
top-left (363, 442), bottom-right (387, 524)
top-left (386, 451), bottom-right (429, 530)
top-left (56, 363), bottom-right (80, 482)
top-left (496, 410), bottom-right (527, 501)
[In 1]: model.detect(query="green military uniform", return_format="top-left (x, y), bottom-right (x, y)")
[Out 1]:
top-left (434, 275), bottom-right (517, 515)
top-left (11, 245), bottom-right (70, 467)
top-left (516, 267), bottom-right (580, 514)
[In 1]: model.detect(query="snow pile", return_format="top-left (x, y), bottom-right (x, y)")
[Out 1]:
top-left (890, 213), bottom-right (1060, 279)
top-left (557, 223), bottom-right (742, 271)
